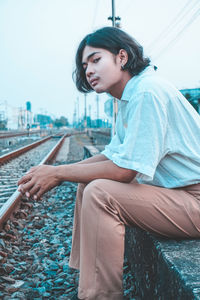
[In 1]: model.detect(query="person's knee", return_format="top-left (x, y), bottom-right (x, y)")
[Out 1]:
top-left (82, 179), bottom-right (108, 208)
top-left (83, 179), bottom-right (106, 196)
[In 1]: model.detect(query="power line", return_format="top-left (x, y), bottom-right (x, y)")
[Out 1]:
top-left (119, 0), bottom-right (136, 15)
top-left (147, 0), bottom-right (200, 53)
top-left (154, 7), bottom-right (200, 60)
top-left (147, 0), bottom-right (198, 51)
top-left (91, 0), bottom-right (100, 29)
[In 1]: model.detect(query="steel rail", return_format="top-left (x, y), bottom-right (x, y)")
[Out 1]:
top-left (0, 134), bottom-right (67, 229)
top-left (0, 130), bottom-right (42, 139)
top-left (0, 136), bottom-right (51, 165)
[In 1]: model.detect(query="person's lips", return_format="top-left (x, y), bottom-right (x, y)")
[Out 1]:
top-left (90, 78), bottom-right (99, 87)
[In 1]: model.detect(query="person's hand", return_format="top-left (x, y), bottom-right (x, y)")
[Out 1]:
top-left (18, 165), bottom-right (60, 200)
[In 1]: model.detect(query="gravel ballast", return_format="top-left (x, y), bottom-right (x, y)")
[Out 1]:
top-left (0, 134), bottom-right (138, 299)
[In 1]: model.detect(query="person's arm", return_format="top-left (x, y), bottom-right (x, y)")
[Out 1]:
top-left (18, 159), bottom-right (137, 200)
top-left (58, 159), bottom-right (136, 183)
top-left (75, 153), bottom-right (108, 165)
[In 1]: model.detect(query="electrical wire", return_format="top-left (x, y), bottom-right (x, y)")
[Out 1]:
top-left (147, 0), bottom-right (198, 51)
top-left (147, 0), bottom-right (200, 52)
top-left (154, 7), bottom-right (200, 60)
top-left (119, 0), bottom-right (136, 16)
top-left (91, 0), bottom-right (100, 29)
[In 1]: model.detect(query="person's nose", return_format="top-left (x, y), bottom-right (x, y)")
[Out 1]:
top-left (86, 63), bottom-right (95, 78)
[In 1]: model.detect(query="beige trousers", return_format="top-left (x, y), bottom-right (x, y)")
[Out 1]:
top-left (69, 179), bottom-right (200, 300)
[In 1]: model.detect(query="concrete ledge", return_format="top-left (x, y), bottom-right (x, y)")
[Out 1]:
top-left (83, 145), bottom-right (100, 159)
top-left (125, 227), bottom-right (200, 299)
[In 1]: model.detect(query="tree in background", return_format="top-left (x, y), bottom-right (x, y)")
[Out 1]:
top-left (185, 93), bottom-right (199, 112)
top-left (0, 120), bottom-right (7, 130)
top-left (54, 116), bottom-right (69, 128)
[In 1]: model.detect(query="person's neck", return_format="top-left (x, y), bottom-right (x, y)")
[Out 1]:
top-left (110, 72), bottom-right (132, 99)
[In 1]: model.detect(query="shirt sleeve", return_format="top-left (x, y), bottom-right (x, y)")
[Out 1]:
top-left (103, 92), bottom-right (167, 179)
top-left (101, 127), bottom-right (121, 158)
top-left (101, 101), bottom-right (124, 157)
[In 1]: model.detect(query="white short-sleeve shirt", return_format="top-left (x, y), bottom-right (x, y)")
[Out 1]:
top-left (102, 66), bottom-right (200, 188)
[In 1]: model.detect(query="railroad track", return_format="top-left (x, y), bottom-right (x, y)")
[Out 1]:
top-left (0, 129), bottom-right (64, 139)
top-left (0, 129), bottom-right (65, 140)
top-left (0, 130), bottom-right (42, 139)
top-left (0, 132), bottom-right (136, 299)
top-left (0, 129), bottom-right (106, 229)
top-left (0, 130), bottom-right (67, 157)
top-left (0, 134), bottom-right (67, 229)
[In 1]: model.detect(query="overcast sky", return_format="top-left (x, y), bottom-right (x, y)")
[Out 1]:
top-left (0, 0), bottom-right (200, 125)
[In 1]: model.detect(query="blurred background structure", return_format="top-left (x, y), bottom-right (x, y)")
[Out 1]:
top-left (0, 0), bottom-right (200, 131)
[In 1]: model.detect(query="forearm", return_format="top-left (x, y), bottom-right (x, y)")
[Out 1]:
top-left (17, 158), bottom-right (136, 200)
top-left (75, 153), bottom-right (108, 165)
top-left (56, 159), bottom-right (137, 184)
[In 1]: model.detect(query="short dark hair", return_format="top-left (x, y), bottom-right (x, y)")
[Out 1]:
top-left (74, 26), bottom-right (151, 93)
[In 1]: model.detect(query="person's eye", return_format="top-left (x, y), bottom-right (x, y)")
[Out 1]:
top-left (93, 57), bottom-right (100, 63)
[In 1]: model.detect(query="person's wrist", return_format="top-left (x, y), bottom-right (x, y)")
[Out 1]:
top-left (54, 165), bottom-right (69, 183)
top-left (54, 165), bottom-right (64, 183)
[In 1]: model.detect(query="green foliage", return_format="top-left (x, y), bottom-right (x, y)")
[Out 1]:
top-left (184, 92), bottom-right (199, 112)
top-left (185, 93), bottom-right (191, 100)
top-left (54, 116), bottom-right (69, 128)
top-left (0, 120), bottom-right (7, 130)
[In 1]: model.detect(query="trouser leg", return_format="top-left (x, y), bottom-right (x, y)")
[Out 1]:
top-left (69, 183), bottom-right (87, 269)
top-left (69, 179), bottom-right (200, 299)
top-left (78, 180), bottom-right (125, 300)
top-left (69, 180), bottom-right (124, 299)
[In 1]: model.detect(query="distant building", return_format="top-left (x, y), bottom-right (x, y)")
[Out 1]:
top-left (34, 114), bottom-right (53, 129)
top-left (26, 101), bottom-right (33, 128)
top-left (17, 102), bottom-right (33, 130)
top-left (90, 118), bottom-right (111, 128)
top-left (26, 101), bottom-right (31, 111)
top-left (0, 110), bottom-right (7, 130)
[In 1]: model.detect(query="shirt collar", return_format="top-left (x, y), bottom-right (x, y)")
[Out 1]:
top-left (120, 66), bottom-right (155, 102)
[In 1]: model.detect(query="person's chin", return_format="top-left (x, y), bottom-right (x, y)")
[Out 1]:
top-left (93, 86), bottom-right (105, 94)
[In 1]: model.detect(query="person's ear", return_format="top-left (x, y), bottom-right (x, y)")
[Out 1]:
top-left (118, 49), bottom-right (128, 68)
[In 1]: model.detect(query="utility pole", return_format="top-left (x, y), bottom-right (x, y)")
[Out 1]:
top-left (96, 95), bottom-right (99, 127)
top-left (108, 0), bottom-right (121, 27)
top-left (108, 0), bottom-right (121, 135)
top-left (88, 104), bottom-right (91, 128)
top-left (73, 106), bottom-right (76, 128)
top-left (77, 96), bottom-right (79, 127)
top-left (84, 93), bottom-right (87, 128)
